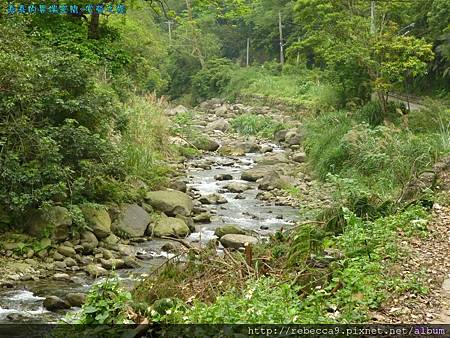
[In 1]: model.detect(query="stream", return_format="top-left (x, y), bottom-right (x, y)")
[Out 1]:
top-left (0, 142), bottom-right (300, 323)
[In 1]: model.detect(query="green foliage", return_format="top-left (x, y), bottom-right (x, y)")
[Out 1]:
top-left (75, 276), bottom-right (132, 324)
top-left (152, 277), bottom-right (302, 323)
top-left (120, 96), bottom-right (172, 188)
top-left (230, 113), bottom-right (287, 138)
top-left (191, 58), bottom-right (236, 103)
top-left (303, 111), bottom-right (446, 197)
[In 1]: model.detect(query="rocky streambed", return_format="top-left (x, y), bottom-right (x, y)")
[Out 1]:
top-left (0, 99), bottom-right (332, 323)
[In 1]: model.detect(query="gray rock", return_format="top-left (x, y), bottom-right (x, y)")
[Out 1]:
top-left (255, 152), bottom-right (289, 165)
top-left (80, 205), bottom-right (111, 239)
top-left (53, 273), bottom-right (71, 281)
top-left (145, 190), bottom-right (193, 217)
top-left (102, 233), bottom-right (120, 246)
top-left (193, 137), bottom-right (220, 151)
top-left (199, 193), bottom-right (227, 205)
top-left (64, 257), bottom-right (77, 267)
top-left (65, 293), bottom-right (86, 308)
top-left (214, 174), bottom-right (233, 181)
top-left (285, 128), bottom-right (304, 146)
top-left (43, 296), bottom-right (70, 311)
top-left (166, 105), bottom-right (188, 116)
top-left (214, 225), bottom-right (246, 238)
top-left (274, 129), bottom-right (288, 142)
top-left (224, 182), bottom-right (250, 193)
top-left (54, 261), bottom-right (67, 270)
top-left (168, 180), bottom-right (187, 193)
top-left (193, 212), bottom-right (211, 223)
top-left (161, 242), bottom-right (177, 253)
top-left (123, 256), bottom-right (142, 268)
top-left (100, 258), bottom-right (125, 270)
top-left (220, 234), bottom-right (258, 249)
top-left (292, 152), bottom-right (306, 163)
top-left (81, 231), bottom-right (99, 253)
top-left (112, 203), bottom-right (150, 238)
top-left (57, 245), bottom-right (76, 258)
top-left (219, 141), bottom-right (260, 156)
top-left (23, 206), bottom-right (72, 242)
top-left (241, 165), bottom-right (275, 182)
top-left (85, 264), bottom-right (108, 278)
top-left (53, 252), bottom-right (64, 261)
top-left (258, 172), bottom-right (292, 191)
top-left (100, 248), bottom-right (114, 260)
top-left (207, 118), bottom-right (230, 132)
top-left (151, 216), bottom-right (190, 238)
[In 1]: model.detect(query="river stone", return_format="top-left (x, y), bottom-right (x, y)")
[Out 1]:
top-left (53, 252), bottom-right (64, 261)
top-left (241, 165), bottom-right (276, 182)
top-left (112, 203), bottom-right (150, 238)
top-left (65, 293), bottom-right (86, 308)
top-left (285, 128), bottom-right (304, 145)
top-left (100, 248), bottom-right (114, 260)
top-left (219, 141), bottom-right (260, 156)
top-left (23, 206), bottom-right (72, 242)
top-left (85, 264), bottom-right (108, 278)
top-left (274, 129), bottom-right (288, 142)
top-left (151, 216), bottom-right (190, 238)
top-left (100, 258), bottom-right (125, 270)
top-left (214, 225), bottom-right (246, 238)
top-left (81, 231), bottom-right (99, 253)
top-left (255, 152), bottom-right (289, 165)
top-left (168, 179), bottom-right (187, 193)
top-left (199, 193), bottom-right (227, 205)
top-left (214, 173), bottom-right (233, 181)
top-left (54, 261), bottom-right (67, 270)
top-left (103, 233), bottom-right (120, 246)
top-left (161, 242), bottom-right (177, 253)
top-left (207, 118), bottom-right (230, 132)
top-left (224, 182), bottom-right (250, 193)
top-left (220, 234), bottom-right (258, 249)
top-left (64, 257), bottom-right (77, 267)
top-left (292, 152), bottom-right (306, 163)
top-left (193, 212), bottom-right (211, 223)
top-left (80, 205), bottom-right (111, 239)
top-left (145, 190), bottom-right (193, 217)
top-left (193, 137), bottom-right (220, 151)
top-left (123, 256), bottom-right (142, 268)
top-left (258, 172), bottom-right (293, 191)
top-left (43, 296), bottom-right (70, 311)
top-left (53, 273), bottom-right (71, 281)
top-left (166, 105), bottom-right (188, 116)
top-left (40, 238), bottom-right (52, 249)
top-left (57, 245), bottom-right (76, 258)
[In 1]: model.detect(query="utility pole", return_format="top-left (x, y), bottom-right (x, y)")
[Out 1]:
top-left (246, 37), bottom-right (250, 67)
top-left (370, 1), bottom-right (376, 34)
top-left (278, 11), bottom-right (284, 66)
top-left (166, 20), bottom-right (173, 43)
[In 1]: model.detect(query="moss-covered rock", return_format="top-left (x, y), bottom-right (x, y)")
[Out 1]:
top-left (80, 205), bottom-right (111, 239)
top-left (145, 190), bottom-right (193, 217)
top-left (214, 224), bottom-right (245, 238)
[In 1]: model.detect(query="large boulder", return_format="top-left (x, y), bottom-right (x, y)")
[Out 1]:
top-left (57, 245), bottom-right (76, 258)
top-left (23, 206), bottom-right (72, 242)
top-left (220, 234), bottom-right (258, 249)
top-left (80, 231), bottom-right (99, 253)
top-left (65, 293), bottom-right (86, 308)
top-left (150, 216), bottom-right (190, 238)
top-left (255, 152), bottom-right (289, 165)
top-left (258, 172), bottom-right (293, 191)
top-left (241, 165), bottom-right (276, 182)
top-left (285, 128), bottom-right (305, 146)
top-left (166, 105), bottom-right (188, 116)
top-left (224, 182), bottom-right (250, 193)
top-left (207, 118), bottom-right (230, 132)
top-left (43, 296), bottom-right (70, 311)
top-left (112, 204), bottom-right (150, 238)
top-left (145, 190), bottom-right (193, 217)
top-left (214, 224), bottom-right (245, 238)
top-left (292, 152), bottom-right (306, 163)
top-left (80, 205), bottom-right (111, 239)
top-left (193, 137), bottom-right (220, 151)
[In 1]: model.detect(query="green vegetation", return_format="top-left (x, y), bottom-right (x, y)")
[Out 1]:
top-left (231, 113), bottom-right (287, 138)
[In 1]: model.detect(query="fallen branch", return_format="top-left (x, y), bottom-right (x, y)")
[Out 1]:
top-left (160, 236), bottom-right (200, 253)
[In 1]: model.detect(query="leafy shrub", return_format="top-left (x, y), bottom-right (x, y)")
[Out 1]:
top-left (231, 113), bottom-right (286, 138)
top-left (191, 58), bottom-right (236, 103)
top-left (75, 276), bottom-right (132, 324)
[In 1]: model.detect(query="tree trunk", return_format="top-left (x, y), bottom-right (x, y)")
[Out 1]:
top-left (88, 13), bottom-right (100, 39)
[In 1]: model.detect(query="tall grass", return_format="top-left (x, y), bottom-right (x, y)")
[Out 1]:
top-left (230, 113), bottom-right (287, 138)
top-left (120, 94), bottom-right (172, 188)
